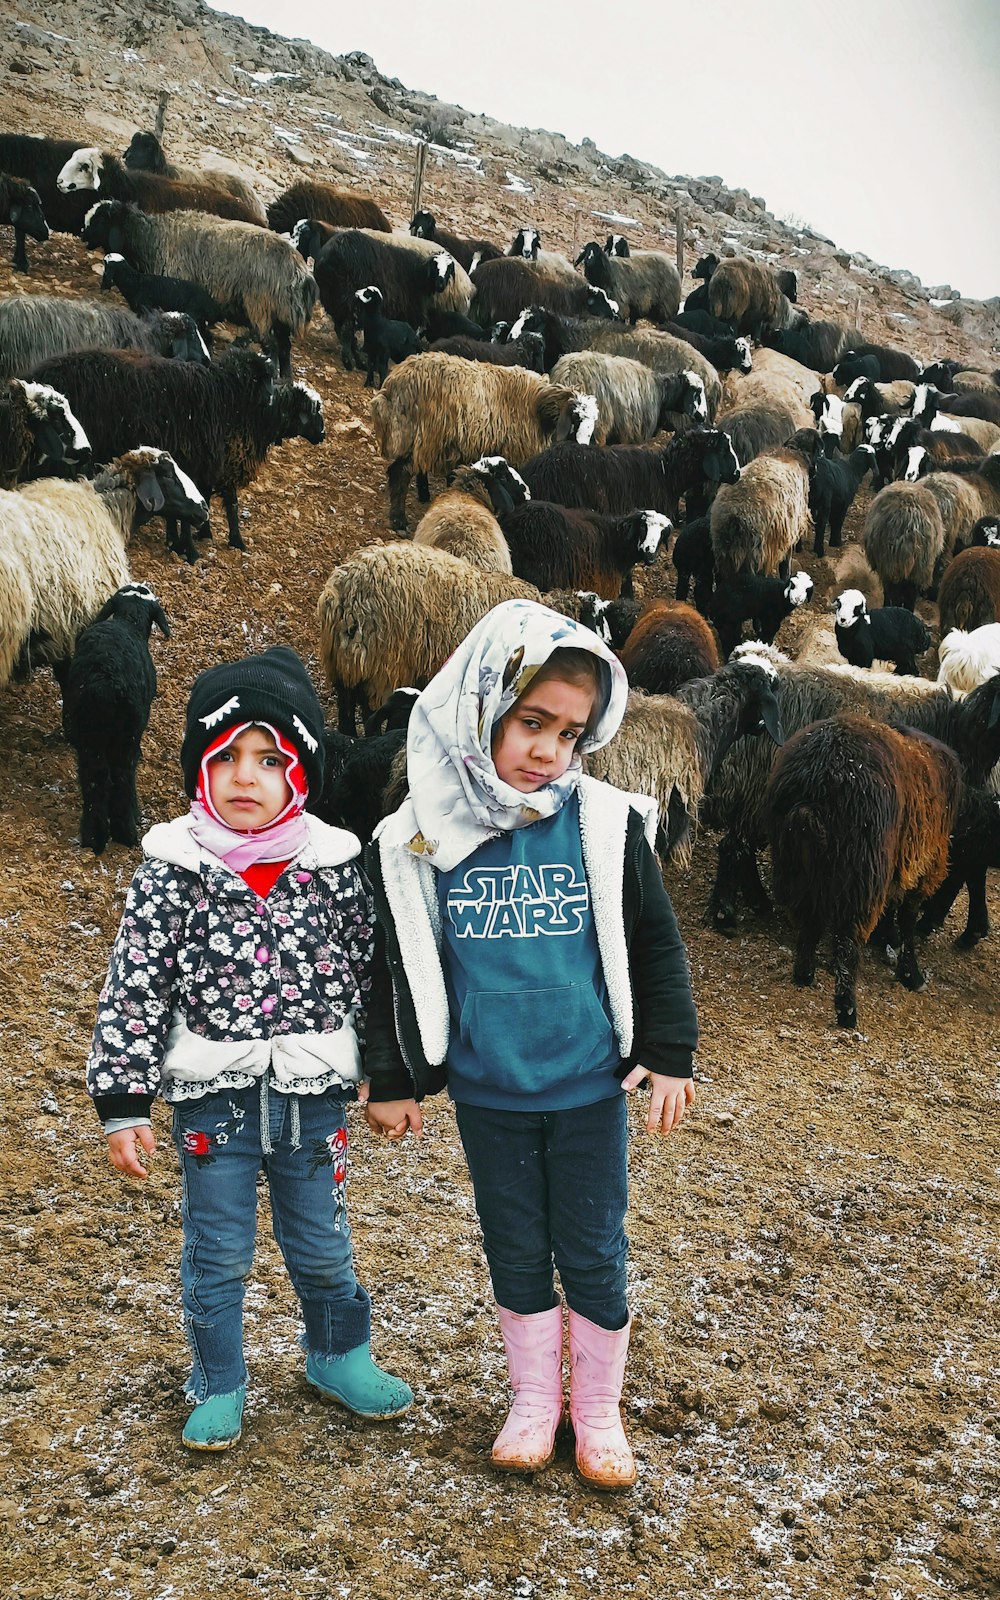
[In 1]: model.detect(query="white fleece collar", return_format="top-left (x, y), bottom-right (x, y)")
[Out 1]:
top-left (142, 812), bottom-right (361, 874)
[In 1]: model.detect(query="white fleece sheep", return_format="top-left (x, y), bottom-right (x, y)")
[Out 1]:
top-left (937, 624), bottom-right (1000, 692)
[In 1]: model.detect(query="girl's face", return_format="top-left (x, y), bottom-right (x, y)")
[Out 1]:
top-left (491, 676), bottom-right (597, 793)
top-left (207, 726), bottom-right (292, 829)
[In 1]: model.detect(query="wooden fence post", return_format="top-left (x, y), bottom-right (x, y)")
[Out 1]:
top-left (154, 90), bottom-right (170, 140)
top-left (411, 142), bottom-right (428, 220)
top-left (676, 206), bottom-right (685, 281)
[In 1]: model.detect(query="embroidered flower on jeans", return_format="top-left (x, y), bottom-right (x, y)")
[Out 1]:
top-left (183, 1130), bottom-right (211, 1157)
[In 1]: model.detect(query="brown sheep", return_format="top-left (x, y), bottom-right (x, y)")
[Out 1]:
top-left (937, 547), bottom-right (1000, 634)
top-left (266, 181), bottom-right (391, 234)
top-left (412, 461), bottom-right (518, 573)
top-left (708, 258), bottom-right (804, 339)
top-left (764, 713), bottom-right (962, 1028)
top-left (710, 446), bottom-right (812, 581)
top-left (862, 481), bottom-right (946, 610)
top-left (316, 543), bottom-right (540, 732)
top-left (721, 348), bottom-right (821, 427)
top-left (619, 600), bottom-right (721, 693)
top-left (370, 353), bottom-right (597, 530)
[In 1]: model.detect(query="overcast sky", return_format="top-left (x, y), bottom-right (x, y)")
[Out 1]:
top-left (211, 0), bottom-right (999, 300)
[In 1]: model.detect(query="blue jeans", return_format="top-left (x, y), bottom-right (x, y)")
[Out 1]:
top-left (455, 1095), bottom-right (629, 1330)
top-left (172, 1082), bottom-right (370, 1399)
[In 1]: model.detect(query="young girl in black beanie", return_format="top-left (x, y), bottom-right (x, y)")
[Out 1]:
top-left (86, 646), bottom-right (411, 1450)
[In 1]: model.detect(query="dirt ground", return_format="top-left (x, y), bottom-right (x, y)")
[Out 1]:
top-left (2, 221), bottom-right (1000, 1600)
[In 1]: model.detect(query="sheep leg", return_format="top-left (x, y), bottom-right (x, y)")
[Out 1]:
top-left (894, 653), bottom-right (918, 676)
top-left (956, 868), bottom-right (989, 948)
top-left (737, 848), bottom-right (773, 918)
top-left (893, 895), bottom-right (927, 991)
top-left (620, 570), bottom-right (635, 600)
top-left (387, 458), bottom-right (412, 531)
top-left (416, 473), bottom-right (431, 503)
top-left (829, 502), bottom-right (847, 548)
top-left (270, 322), bottom-right (293, 383)
top-left (222, 489), bottom-right (246, 551)
top-left (78, 759), bottom-right (111, 856)
top-left (674, 569), bottom-right (690, 603)
top-left (831, 931), bottom-right (859, 1029)
top-left (12, 229), bottom-right (29, 273)
top-left (917, 870), bottom-right (961, 938)
top-left (708, 834), bottom-right (746, 933)
top-left (792, 917), bottom-right (822, 986)
top-left (812, 508), bottom-right (827, 559)
top-left (336, 686), bottom-right (359, 736)
top-left (108, 763), bottom-right (141, 848)
top-left (337, 318), bottom-right (359, 371)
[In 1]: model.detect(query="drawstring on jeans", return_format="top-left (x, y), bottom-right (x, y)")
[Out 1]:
top-left (258, 1075), bottom-right (302, 1154)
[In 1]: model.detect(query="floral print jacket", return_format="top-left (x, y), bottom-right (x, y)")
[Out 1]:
top-left (86, 814), bottom-right (374, 1125)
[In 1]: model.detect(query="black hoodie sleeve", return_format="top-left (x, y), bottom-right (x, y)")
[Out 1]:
top-left (625, 823), bottom-right (699, 1078)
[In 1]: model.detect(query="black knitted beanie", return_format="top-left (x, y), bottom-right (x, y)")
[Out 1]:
top-left (181, 647), bottom-right (325, 798)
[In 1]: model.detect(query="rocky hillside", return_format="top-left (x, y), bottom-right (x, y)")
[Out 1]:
top-left (3, 0), bottom-right (998, 361)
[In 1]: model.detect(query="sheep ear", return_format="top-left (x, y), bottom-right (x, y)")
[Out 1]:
top-left (988, 684), bottom-right (1000, 731)
top-left (153, 604), bottom-right (171, 637)
top-left (93, 595), bottom-right (119, 624)
top-left (135, 469), bottom-right (165, 514)
top-left (761, 693), bottom-right (784, 745)
top-left (486, 478), bottom-right (516, 517)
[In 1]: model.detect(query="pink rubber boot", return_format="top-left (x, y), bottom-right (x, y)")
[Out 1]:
top-left (491, 1303), bottom-right (564, 1473)
top-left (568, 1309), bottom-right (637, 1490)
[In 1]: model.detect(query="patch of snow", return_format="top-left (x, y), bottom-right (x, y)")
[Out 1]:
top-left (15, 21), bottom-right (72, 40)
top-left (235, 67), bottom-right (301, 83)
top-left (592, 209), bottom-right (640, 226)
top-left (929, 298), bottom-right (954, 309)
top-left (504, 172), bottom-right (533, 195)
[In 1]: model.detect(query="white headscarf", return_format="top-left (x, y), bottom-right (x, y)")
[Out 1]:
top-left (395, 599), bottom-right (629, 871)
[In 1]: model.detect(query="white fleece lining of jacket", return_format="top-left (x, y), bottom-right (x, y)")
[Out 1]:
top-left (162, 1012), bottom-right (363, 1091)
top-left (376, 775), bottom-right (658, 1068)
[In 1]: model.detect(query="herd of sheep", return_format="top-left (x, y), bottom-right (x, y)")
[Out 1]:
top-left (1, 123), bottom-right (999, 1028)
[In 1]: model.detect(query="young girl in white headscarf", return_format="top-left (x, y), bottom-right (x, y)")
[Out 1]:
top-left (365, 600), bottom-right (698, 1489)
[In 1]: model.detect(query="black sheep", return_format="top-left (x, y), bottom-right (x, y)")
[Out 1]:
top-left (671, 513), bottom-right (715, 613)
top-left (681, 253), bottom-right (719, 314)
top-left (833, 590), bottom-right (931, 676)
top-left (809, 445), bottom-right (875, 556)
top-left (672, 307), bottom-right (737, 338)
top-left (831, 352), bottom-right (881, 388)
top-left (62, 583), bottom-right (170, 854)
top-left (661, 322), bottom-right (752, 374)
top-left (422, 309), bottom-right (486, 342)
top-left (710, 571), bottom-right (814, 658)
top-left (518, 428), bottom-right (741, 519)
top-left (0, 133), bottom-right (99, 234)
top-left (0, 172), bottom-right (49, 272)
top-left (575, 593), bottom-right (644, 650)
top-left (316, 690), bottom-right (417, 845)
top-left (499, 503), bottom-right (670, 598)
top-left (313, 229), bottom-right (458, 370)
top-left (837, 342), bottom-right (920, 383)
top-left (427, 331), bottom-right (546, 373)
top-left (28, 346), bottom-right (323, 560)
top-left (353, 286), bottom-right (423, 388)
top-left (0, 378), bottom-right (91, 487)
top-left (101, 253), bottom-right (223, 340)
top-left (410, 210), bottom-right (502, 274)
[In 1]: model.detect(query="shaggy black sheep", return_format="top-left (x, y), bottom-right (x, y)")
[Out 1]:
top-left (498, 503), bottom-right (670, 597)
top-left (410, 210), bottom-right (502, 273)
top-left (0, 171), bottom-right (49, 272)
top-left (809, 445), bottom-right (875, 556)
top-left (62, 582), bottom-right (170, 854)
top-left (518, 428), bottom-right (741, 520)
top-left (918, 784), bottom-right (1000, 948)
top-left (313, 229), bottom-right (463, 370)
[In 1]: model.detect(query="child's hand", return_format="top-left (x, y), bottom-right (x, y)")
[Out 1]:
top-left (622, 1068), bottom-right (696, 1135)
top-left (107, 1126), bottom-right (157, 1178)
top-left (365, 1098), bottom-right (424, 1141)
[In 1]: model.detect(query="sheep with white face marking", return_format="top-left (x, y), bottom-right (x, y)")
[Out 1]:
top-left (353, 286), bottom-right (423, 388)
top-left (498, 502), bottom-right (671, 598)
top-left (910, 381), bottom-right (1000, 431)
top-left (661, 322), bottom-right (753, 375)
top-left (62, 582), bottom-right (170, 854)
top-left (505, 307), bottom-right (722, 420)
top-left (410, 210), bottom-right (502, 273)
top-left (937, 624), bottom-right (1000, 693)
top-left (575, 239), bottom-right (682, 326)
top-left (833, 589), bottom-right (931, 676)
top-left (843, 376), bottom-right (916, 420)
top-left (100, 253), bottom-right (225, 338)
top-left (519, 428), bottom-right (741, 522)
top-left (0, 380), bottom-right (91, 488)
top-left (550, 352), bottom-right (707, 443)
top-left (80, 201), bottom-right (316, 381)
top-left (28, 346), bottom-right (323, 561)
top-left (0, 448), bottom-right (206, 689)
top-left (0, 172), bottom-right (49, 272)
top-left (717, 403), bottom-right (800, 468)
top-left (710, 570), bottom-right (814, 658)
top-left (585, 660), bottom-right (784, 865)
top-left (369, 352), bottom-right (598, 530)
top-left (710, 446), bottom-right (812, 582)
top-left (472, 257), bottom-right (619, 329)
top-left (708, 258), bottom-right (805, 339)
top-left (313, 229), bottom-right (472, 370)
top-left (0, 293), bottom-right (208, 380)
top-left (56, 146), bottom-right (262, 225)
top-left (122, 132), bottom-right (267, 221)
top-left (413, 457), bottom-right (528, 573)
top-left (811, 391), bottom-right (862, 457)
top-left (317, 542), bottom-right (541, 732)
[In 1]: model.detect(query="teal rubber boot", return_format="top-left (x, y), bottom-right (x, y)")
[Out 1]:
top-left (182, 1385), bottom-right (246, 1451)
top-left (306, 1345), bottom-right (413, 1419)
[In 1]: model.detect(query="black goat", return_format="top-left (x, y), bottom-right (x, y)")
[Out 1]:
top-left (101, 253), bottom-right (223, 339)
top-left (832, 590), bottom-right (931, 676)
top-left (809, 445), bottom-right (875, 556)
top-left (354, 286), bottom-right (423, 388)
top-left (62, 583), bottom-right (170, 854)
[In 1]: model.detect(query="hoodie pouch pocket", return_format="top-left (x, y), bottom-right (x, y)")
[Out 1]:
top-left (458, 983), bottom-right (613, 1094)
